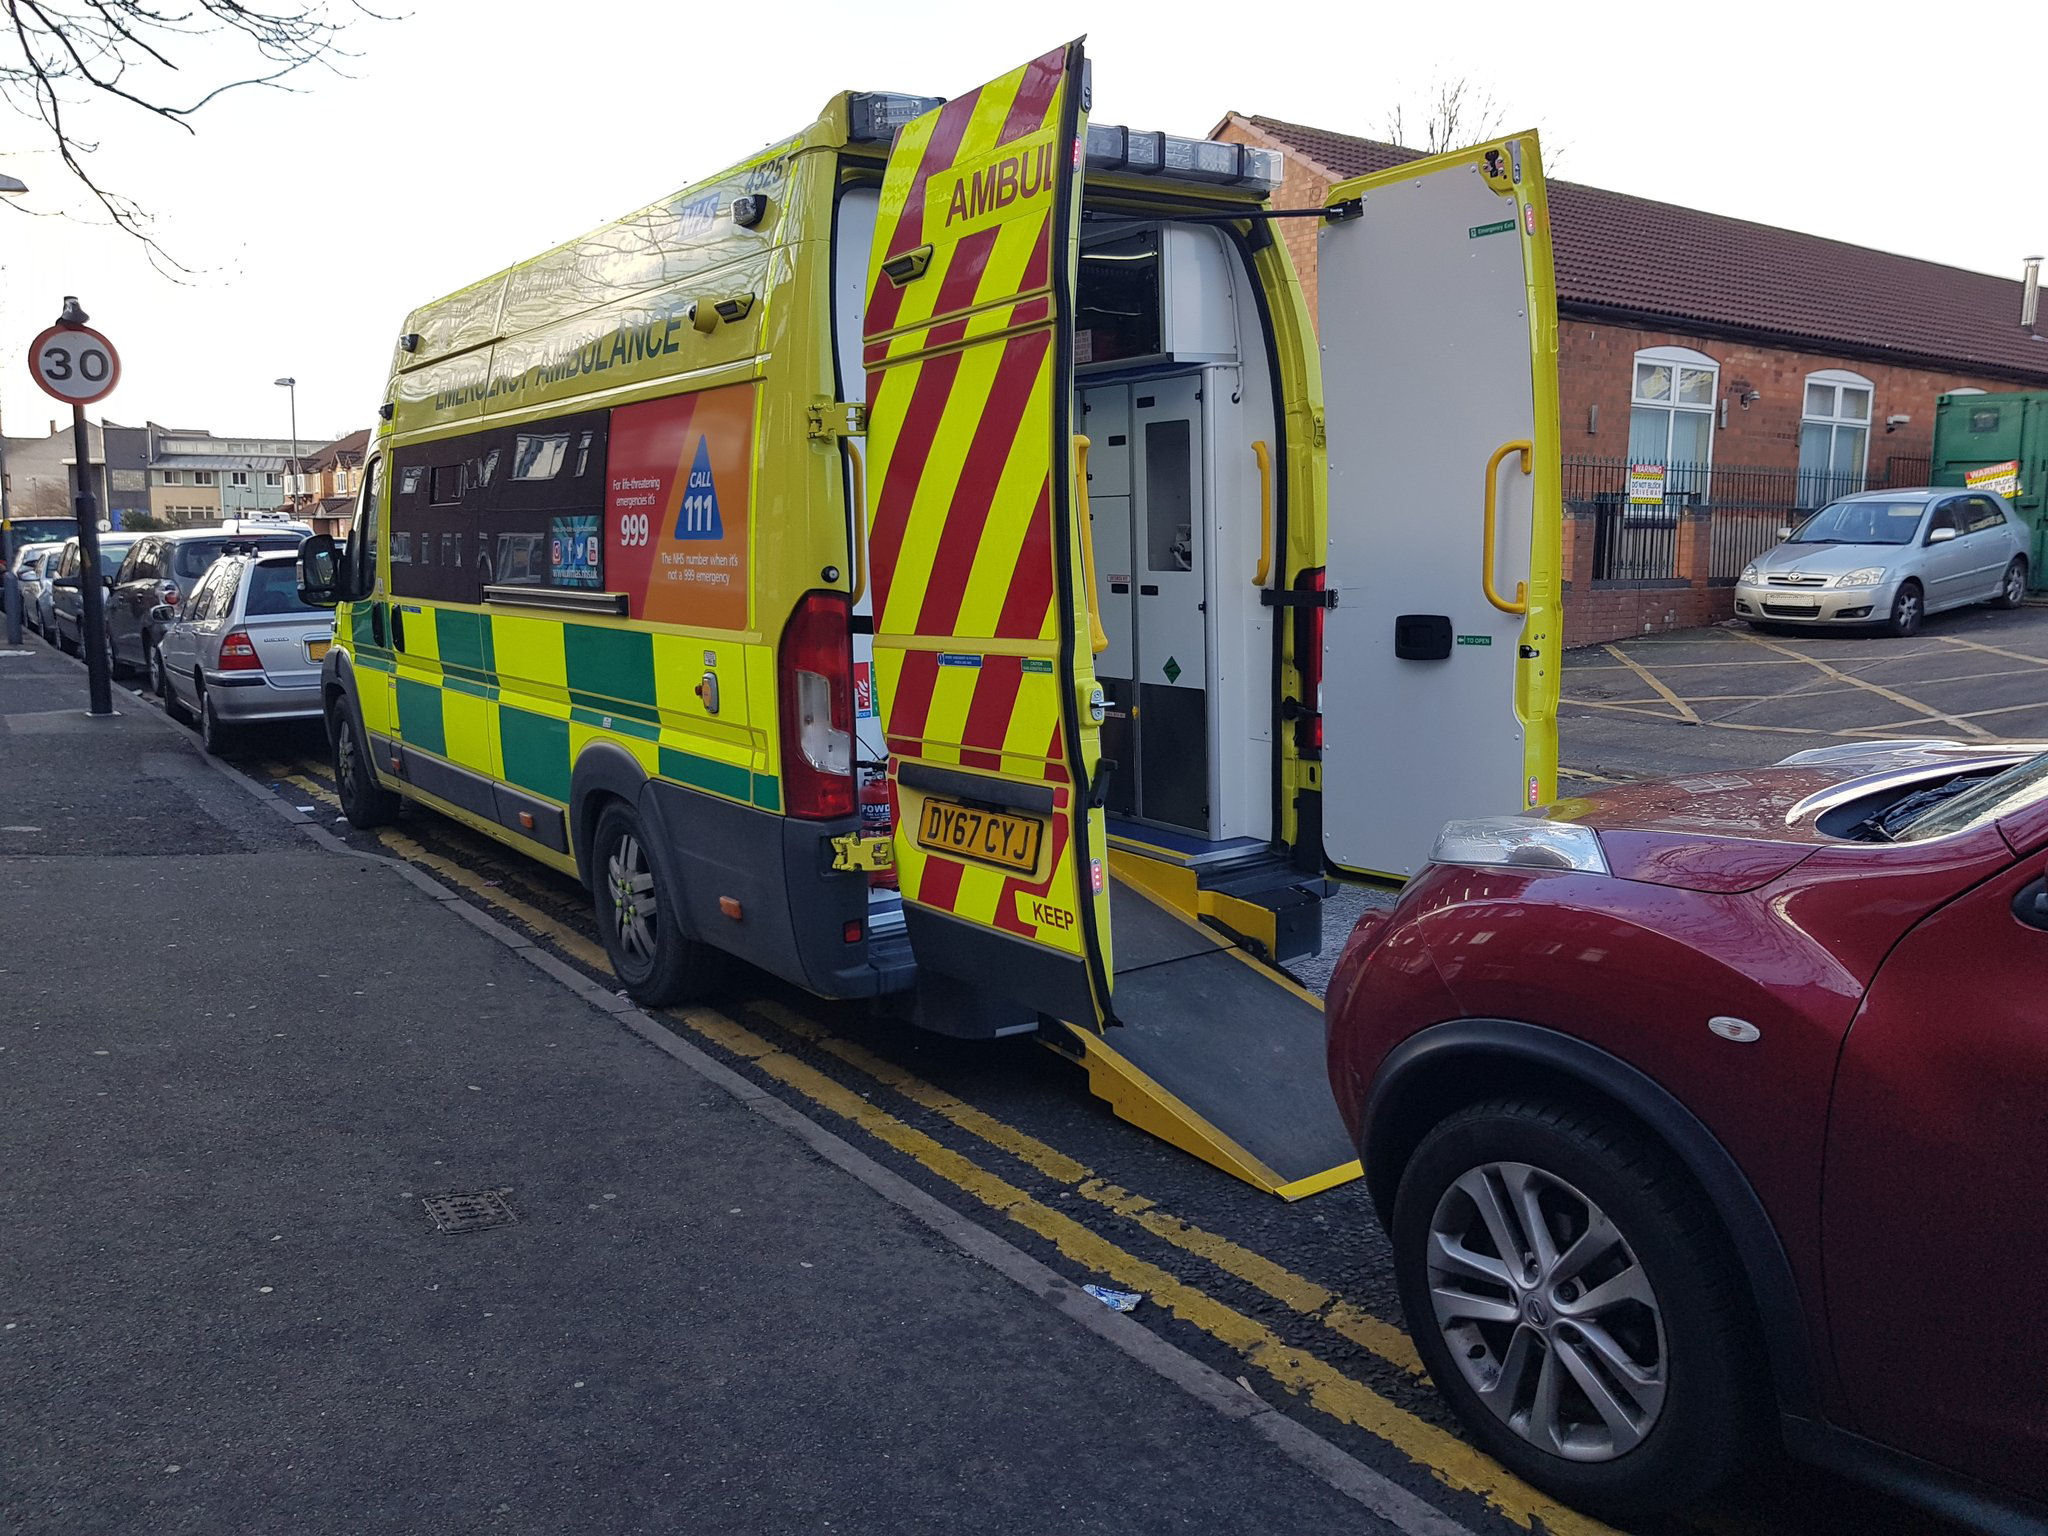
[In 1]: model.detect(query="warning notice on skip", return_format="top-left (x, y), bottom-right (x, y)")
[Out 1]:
top-left (606, 382), bottom-right (755, 630)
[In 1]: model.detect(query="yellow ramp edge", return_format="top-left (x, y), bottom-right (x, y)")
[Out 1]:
top-left (1058, 852), bottom-right (1362, 1200)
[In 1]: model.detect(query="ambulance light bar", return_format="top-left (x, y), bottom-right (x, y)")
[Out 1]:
top-left (1086, 124), bottom-right (1283, 190)
top-left (847, 92), bottom-right (945, 143)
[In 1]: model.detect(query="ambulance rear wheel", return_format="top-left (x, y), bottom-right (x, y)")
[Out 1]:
top-left (591, 800), bottom-right (722, 1006)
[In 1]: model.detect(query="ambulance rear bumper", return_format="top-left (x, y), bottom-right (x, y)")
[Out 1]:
top-left (647, 778), bottom-right (914, 1002)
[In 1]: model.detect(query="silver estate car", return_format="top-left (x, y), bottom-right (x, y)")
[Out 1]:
top-left (11, 542), bottom-right (60, 635)
top-left (1734, 487), bottom-right (2028, 637)
top-left (157, 549), bottom-right (335, 754)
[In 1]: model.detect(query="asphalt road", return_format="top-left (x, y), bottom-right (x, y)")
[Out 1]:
top-left (1559, 602), bottom-right (2048, 786)
top-left (23, 598), bottom-right (2026, 1536)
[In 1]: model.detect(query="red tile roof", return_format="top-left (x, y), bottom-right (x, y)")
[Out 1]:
top-left (1230, 115), bottom-right (2048, 385)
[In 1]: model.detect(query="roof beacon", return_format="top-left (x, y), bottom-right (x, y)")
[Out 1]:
top-left (1086, 123), bottom-right (1283, 190)
top-left (847, 92), bottom-right (945, 143)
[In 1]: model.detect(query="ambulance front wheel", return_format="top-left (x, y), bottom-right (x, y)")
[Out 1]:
top-left (591, 800), bottom-right (723, 1006)
top-left (330, 693), bottom-right (399, 829)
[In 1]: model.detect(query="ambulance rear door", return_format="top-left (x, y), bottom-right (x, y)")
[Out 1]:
top-left (862, 41), bottom-right (1116, 1029)
top-left (1315, 135), bottom-right (1563, 879)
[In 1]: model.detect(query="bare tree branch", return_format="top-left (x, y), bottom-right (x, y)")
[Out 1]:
top-left (1382, 75), bottom-right (1508, 156)
top-left (0, 0), bottom-right (387, 272)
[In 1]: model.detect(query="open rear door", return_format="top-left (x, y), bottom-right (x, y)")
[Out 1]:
top-left (1317, 135), bottom-right (1562, 879)
top-left (863, 42), bottom-right (1116, 1029)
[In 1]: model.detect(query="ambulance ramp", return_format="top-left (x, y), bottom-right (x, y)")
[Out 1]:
top-left (1059, 856), bottom-right (1364, 1200)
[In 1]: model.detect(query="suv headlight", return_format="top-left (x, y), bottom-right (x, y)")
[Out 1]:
top-left (1739, 563), bottom-right (1759, 584)
top-left (1430, 817), bottom-right (1609, 875)
top-left (1832, 566), bottom-right (1887, 588)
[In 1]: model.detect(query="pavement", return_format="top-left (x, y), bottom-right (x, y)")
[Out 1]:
top-left (0, 641), bottom-right (1409, 1536)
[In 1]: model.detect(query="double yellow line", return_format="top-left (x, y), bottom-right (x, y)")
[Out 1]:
top-left (269, 760), bottom-right (1619, 1536)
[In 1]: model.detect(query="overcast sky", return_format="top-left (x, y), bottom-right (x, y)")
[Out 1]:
top-left (1, 0), bottom-right (2040, 449)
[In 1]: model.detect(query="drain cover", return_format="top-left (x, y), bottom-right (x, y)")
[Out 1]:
top-left (421, 1190), bottom-right (517, 1234)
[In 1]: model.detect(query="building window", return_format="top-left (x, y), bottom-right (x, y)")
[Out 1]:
top-left (160, 469), bottom-right (182, 485)
top-left (1628, 347), bottom-right (1718, 494)
top-left (264, 472), bottom-right (282, 487)
top-left (1798, 369), bottom-right (1872, 507)
top-left (230, 470), bottom-right (249, 487)
top-left (193, 470), bottom-right (216, 487)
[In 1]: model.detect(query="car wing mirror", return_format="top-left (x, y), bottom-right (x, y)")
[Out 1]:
top-left (1776, 526), bottom-right (1793, 540)
top-left (51, 576), bottom-right (77, 589)
top-left (148, 604), bottom-right (175, 623)
top-left (297, 534), bottom-right (342, 608)
top-left (1927, 526), bottom-right (1958, 544)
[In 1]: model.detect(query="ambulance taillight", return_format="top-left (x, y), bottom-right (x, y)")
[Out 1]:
top-left (779, 591), bottom-right (855, 819)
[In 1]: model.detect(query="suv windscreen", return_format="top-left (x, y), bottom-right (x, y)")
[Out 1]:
top-left (1892, 752), bottom-right (2048, 842)
top-left (244, 560), bottom-right (322, 615)
top-left (1789, 499), bottom-right (1926, 546)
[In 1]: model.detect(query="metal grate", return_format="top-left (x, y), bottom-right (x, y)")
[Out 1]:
top-left (421, 1190), bottom-right (518, 1234)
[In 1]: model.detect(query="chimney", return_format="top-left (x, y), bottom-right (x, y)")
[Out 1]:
top-left (2025, 255), bottom-right (2043, 331)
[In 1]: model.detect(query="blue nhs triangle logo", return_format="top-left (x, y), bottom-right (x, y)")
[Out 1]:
top-left (673, 436), bottom-right (724, 540)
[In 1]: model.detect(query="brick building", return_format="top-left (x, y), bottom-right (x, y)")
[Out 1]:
top-left (1213, 114), bottom-right (2048, 645)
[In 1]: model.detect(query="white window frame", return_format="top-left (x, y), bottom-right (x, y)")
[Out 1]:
top-left (264, 471), bottom-right (282, 487)
top-left (230, 470), bottom-right (249, 487)
top-left (1629, 345), bottom-right (1718, 502)
top-left (160, 469), bottom-right (182, 485)
top-left (193, 470), bottom-right (216, 487)
top-left (1798, 368), bottom-right (1873, 508)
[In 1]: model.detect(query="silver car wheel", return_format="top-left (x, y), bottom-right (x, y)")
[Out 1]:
top-left (1427, 1160), bottom-right (1668, 1463)
top-left (2004, 561), bottom-right (2026, 607)
top-left (607, 833), bottom-right (659, 964)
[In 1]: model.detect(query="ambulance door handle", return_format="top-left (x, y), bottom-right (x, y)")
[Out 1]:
top-left (391, 606), bottom-right (406, 652)
top-left (1073, 436), bottom-right (1110, 655)
top-left (1482, 440), bottom-right (1532, 616)
top-left (880, 246), bottom-right (932, 287)
top-left (1251, 439), bottom-right (1273, 586)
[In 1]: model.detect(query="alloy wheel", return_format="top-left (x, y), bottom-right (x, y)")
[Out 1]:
top-left (1426, 1159), bottom-right (1668, 1462)
top-left (1892, 585), bottom-right (1922, 635)
top-left (2005, 562), bottom-right (2026, 606)
top-left (607, 833), bottom-right (659, 965)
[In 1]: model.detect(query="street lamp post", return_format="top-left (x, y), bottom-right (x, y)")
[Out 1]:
top-left (274, 376), bottom-right (298, 516)
top-left (1, 172), bottom-right (28, 642)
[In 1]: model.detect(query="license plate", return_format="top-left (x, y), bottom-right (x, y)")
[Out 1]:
top-left (915, 796), bottom-right (1044, 875)
top-left (306, 639), bottom-right (331, 660)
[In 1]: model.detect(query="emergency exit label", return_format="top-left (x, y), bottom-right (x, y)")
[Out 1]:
top-left (1456, 634), bottom-right (1492, 646)
top-left (1468, 219), bottom-right (1516, 240)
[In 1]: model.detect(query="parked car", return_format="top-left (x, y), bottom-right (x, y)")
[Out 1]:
top-left (10, 542), bottom-right (60, 634)
top-left (1734, 487), bottom-right (2027, 636)
top-left (108, 525), bottom-right (307, 688)
top-left (158, 549), bottom-right (335, 753)
top-left (1326, 740), bottom-right (2048, 1533)
top-left (30, 549), bottom-right (63, 641)
top-left (45, 533), bottom-right (140, 657)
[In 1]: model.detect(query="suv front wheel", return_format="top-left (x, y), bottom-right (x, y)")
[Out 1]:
top-left (1390, 1098), bottom-right (1761, 1519)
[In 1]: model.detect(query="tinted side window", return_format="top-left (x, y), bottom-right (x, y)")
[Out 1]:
top-left (190, 565), bottom-right (233, 622)
top-left (1967, 496), bottom-right (2007, 533)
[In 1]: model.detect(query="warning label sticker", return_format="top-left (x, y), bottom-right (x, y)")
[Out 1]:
top-left (606, 382), bottom-right (754, 629)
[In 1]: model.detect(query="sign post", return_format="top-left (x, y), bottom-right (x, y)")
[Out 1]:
top-left (28, 297), bottom-right (121, 716)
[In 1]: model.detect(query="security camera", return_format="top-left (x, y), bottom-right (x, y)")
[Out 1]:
top-left (1885, 413), bottom-right (1911, 432)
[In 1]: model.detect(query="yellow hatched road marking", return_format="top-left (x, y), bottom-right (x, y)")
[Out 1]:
top-left (1730, 629), bottom-right (1992, 737)
top-left (291, 756), bottom-right (1617, 1534)
top-left (1601, 643), bottom-right (1700, 724)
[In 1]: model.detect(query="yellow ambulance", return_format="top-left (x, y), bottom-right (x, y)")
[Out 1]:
top-left (299, 40), bottom-right (1561, 1196)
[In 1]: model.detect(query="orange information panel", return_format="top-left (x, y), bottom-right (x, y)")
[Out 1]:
top-left (605, 382), bottom-right (755, 629)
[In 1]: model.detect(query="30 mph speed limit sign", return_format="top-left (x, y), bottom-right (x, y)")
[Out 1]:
top-left (28, 323), bottom-right (120, 405)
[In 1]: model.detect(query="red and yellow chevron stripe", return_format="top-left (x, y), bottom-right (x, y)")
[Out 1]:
top-left (862, 43), bottom-right (1111, 984)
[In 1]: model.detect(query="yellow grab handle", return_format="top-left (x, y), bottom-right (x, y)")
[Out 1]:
top-left (1251, 439), bottom-right (1273, 586)
top-left (845, 440), bottom-right (867, 607)
top-left (1483, 440), bottom-right (1533, 616)
top-left (1074, 435), bottom-right (1109, 655)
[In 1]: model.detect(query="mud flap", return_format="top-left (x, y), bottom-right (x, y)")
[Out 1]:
top-left (1047, 854), bottom-right (1362, 1199)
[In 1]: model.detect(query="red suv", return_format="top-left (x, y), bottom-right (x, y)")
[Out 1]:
top-left (1326, 741), bottom-right (2048, 1533)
